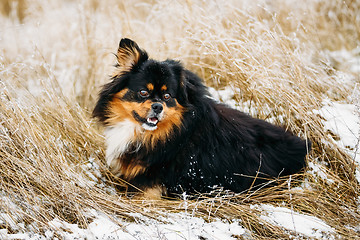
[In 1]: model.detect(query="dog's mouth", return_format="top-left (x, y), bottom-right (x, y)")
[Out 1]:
top-left (132, 111), bottom-right (160, 131)
top-left (147, 117), bottom-right (159, 125)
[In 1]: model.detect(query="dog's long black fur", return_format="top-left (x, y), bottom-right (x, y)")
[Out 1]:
top-left (93, 38), bottom-right (310, 197)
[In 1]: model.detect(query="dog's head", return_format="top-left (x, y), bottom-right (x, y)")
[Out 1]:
top-left (93, 38), bottom-right (194, 145)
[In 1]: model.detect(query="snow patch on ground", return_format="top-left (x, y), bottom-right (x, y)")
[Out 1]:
top-left (208, 86), bottom-right (240, 110)
top-left (208, 86), bottom-right (260, 117)
top-left (1, 210), bottom-right (247, 240)
top-left (328, 48), bottom-right (360, 74)
top-left (254, 204), bottom-right (335, 239)
top-left (313, 99), bottom-right (360, 182)
top-left (307, 161), bottom-right (335, 184)
top-left (1, 206), bottom-right (337, 239)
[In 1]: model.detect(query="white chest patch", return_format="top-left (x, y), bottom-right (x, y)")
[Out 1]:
top-left (104, 119), bottom-right (140, 167)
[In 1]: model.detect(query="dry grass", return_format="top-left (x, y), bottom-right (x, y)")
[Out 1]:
top-left (0, 0), bottom-right (359, 239)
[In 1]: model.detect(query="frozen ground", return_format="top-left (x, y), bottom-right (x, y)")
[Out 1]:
top-left (4, 211), bottom-right (246, 240)
top-left (0, 203), bottom-right (336, 240)
top-left (255, 204), bottom-right (335, 239)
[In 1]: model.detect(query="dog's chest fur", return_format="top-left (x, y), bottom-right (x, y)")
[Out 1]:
top-left (104, 119), bottom-right (140, 168)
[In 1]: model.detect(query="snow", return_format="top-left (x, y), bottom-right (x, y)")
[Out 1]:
top-left (1, 211), bottom-right (247, 240)
top-left (122, 213), bottom-right (246, 240)
top-left (255, 204), bottom-right (335, 239)
top-left (317, 100), bottom-right (359, 149)
top-left (1, 204), bottom-right (338, 240)
top-left (314, 99), bottom-right (360, 182)
top-left (307, 161), bottom-right (335, 184)
top-left (328, 48), bottom-right (360, 74)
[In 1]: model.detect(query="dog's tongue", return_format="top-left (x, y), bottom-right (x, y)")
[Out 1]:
top-left (147, 117), bottom-right (158, 124)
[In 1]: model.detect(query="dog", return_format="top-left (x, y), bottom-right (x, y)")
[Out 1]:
top-left (93, 38), bottom-right (310, 199)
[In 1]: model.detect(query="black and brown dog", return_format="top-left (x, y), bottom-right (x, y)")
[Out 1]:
top-left (93, 38), bottom-right (310, 199)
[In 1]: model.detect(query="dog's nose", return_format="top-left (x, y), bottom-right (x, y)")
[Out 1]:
top-left (151, 103), bottom-right (163, 114)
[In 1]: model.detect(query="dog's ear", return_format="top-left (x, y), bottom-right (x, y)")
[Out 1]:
top-left (177, 73), bottom-right (188, 104)
top-left (170, 63), bottom-right (188, 105)
top-left (180, 70), bottom-right (208, 105)
top-left (115, 38), bottom-right (148, 74)
top-left (168, 61), bottom-right (208, 106)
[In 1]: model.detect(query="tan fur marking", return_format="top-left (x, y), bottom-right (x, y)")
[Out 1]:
top-left (161, 85), bottom-right (167, 91)
top-left (109, 157), bottom-right (146, 180)
top-left (116, 88), bottom-right (128, 99)
top-left (108, 157), bottom-right (122, 177)
top-left (105, 96), bottom-right (136, 125)
top-left (142, 185), bottom-right (166, 200)
top-left (120, 162), bottom-right (146, 180)
top-left (147, 83), bottom-right (154, 91)
top-left (105, 94), bottom-right (152, 126)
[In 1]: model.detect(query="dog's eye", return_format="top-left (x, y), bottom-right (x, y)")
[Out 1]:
top-left (163, 93), bottom-right (171, 100)
top-left (139, 90), bottom-right (149, 98)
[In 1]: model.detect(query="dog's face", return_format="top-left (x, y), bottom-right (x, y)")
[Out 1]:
top-left (108, 61), bottom-right (184, 132)
top-left (93, 39), bottom-right (186, 146)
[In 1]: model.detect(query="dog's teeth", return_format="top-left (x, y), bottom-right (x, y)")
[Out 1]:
top-left (147, 117), bottom-right (158, 124)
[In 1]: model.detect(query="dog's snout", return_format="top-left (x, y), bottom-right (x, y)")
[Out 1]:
top-left (152, 103), bottom-right (163, 114)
